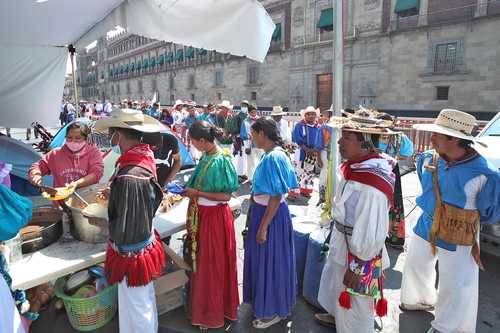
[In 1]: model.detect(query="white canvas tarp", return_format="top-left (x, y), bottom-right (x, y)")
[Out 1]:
top-left (0, 0), bottom-right (274, 128)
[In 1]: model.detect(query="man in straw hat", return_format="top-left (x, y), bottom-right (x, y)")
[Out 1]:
top-left (315, 108), bottom-right (396, 332)
top-left (93, 109), bottom-right (167, 333)
top-left (292, 106), bottom-right (321, 198)
top-left (400, 109), bottom-right (500, 333)
top-left (270, 105), bottom-right (291, 145)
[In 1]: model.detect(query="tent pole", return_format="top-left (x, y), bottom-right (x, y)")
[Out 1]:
top-left (328, 0), bottom-right (343, 211)
top-left (69, 45), bottom-right (80, 116)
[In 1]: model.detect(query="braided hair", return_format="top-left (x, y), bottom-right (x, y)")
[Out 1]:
top-left (250, 117), bottom-right (285, 148)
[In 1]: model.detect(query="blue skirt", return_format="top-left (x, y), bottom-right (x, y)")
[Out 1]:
top-left (243, 201), bottom-right (296, 319)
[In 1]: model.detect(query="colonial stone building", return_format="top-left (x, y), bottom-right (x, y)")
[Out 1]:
top-left (77, 0), bottom-right (500, 119)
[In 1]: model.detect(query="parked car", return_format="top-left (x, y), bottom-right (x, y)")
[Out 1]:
top-left (475, 111), bottom-right (500, 169)
top-left (475, 112), bottom-right (500, 248)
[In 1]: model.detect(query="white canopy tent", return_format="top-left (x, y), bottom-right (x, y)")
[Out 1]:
top-left (0, 0), bottom-right (275, 128)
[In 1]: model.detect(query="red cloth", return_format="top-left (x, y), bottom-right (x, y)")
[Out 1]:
top-left (104, 230), bottom-right (166, 287)
top-left (189, 203), bottom-right (239, 329)
top-left (116, 143), bottom-right (157, 176)
top-left (341, 154), bottom-right (395, 202)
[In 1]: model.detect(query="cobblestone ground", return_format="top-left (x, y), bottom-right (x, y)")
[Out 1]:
top-left (6, 128), bottom-right (499, 333)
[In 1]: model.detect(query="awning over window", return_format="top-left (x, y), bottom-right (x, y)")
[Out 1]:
top-left (158, 54), bottom-right (165, 64)
top-left (197, 48), bottom-right (207, 55)
top-left (174, 49), bottom-right (184, 60)
top-left (272, 23), bottom-right (281, 41)
top-left (317, 8), bottom-right (333, 30)
top-left (150, 57), bottom-right (156, 66)
top-left (143, 58), bottom-right (149, 68)
top-left (394, 0), bottom-right (420, 13)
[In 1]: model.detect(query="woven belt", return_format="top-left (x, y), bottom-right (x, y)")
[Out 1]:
top-left (334, 220), bottom-right (353, 236)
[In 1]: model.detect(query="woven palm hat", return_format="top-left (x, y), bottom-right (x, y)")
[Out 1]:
top-left (270, 105), bottom-right (286, 116)
top-left (413, 109), bottom-right (481, 142)
top-left (335, 107), bottom-right (396, 135)
top-left (300, 106), bottom-right (320, 118)
top-left (217, 100), bottom-right (233, 110)
top-left (94, 108), bottom-right (164, 133)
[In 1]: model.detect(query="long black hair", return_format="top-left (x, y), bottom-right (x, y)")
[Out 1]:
top-left (189, 121), bottom-right (222, 143)
top-left (250, 117), bottom-right (285, 148)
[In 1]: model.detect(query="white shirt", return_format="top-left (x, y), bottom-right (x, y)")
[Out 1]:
top-left (278, 119), bottom-right (291, 144)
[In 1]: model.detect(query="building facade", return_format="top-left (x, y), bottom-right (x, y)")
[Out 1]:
top-left (77, 0), bottom-right (500, 119)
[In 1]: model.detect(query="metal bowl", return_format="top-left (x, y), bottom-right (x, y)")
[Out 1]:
top-left (66, 188), bottom-right (109, 243)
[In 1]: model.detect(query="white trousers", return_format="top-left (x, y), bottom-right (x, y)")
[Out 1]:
top-left (234, 152), bottom-right (247, 176)
top-left (401, 234), bottom-right (478, 333)
top-left (0, 276), bottom-right (25, 333)
top-left (118, 279), bottom-right (158, 333)
top-left (318, 262), bottom-right (374, 333)
top-left (246, 148), bottom-right (263, 181)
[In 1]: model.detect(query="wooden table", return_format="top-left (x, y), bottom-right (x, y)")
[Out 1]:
top-left (10, 198), bottom-right (240, 290)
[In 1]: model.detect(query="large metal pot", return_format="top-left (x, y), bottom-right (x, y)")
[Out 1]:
top-left (65, 187), bottom-right (109, 243)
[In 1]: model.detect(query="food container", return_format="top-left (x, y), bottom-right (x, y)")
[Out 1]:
top-left (65, 187), bottom-right (109, 243)
top-left (20, 206), bottom-right (63, 253)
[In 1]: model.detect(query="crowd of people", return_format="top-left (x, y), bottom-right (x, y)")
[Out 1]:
top-left (1, 98), bottom-right (499, 333)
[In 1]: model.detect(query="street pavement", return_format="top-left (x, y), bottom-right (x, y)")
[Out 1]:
top-left (5, 128), bottom-right (500, 332)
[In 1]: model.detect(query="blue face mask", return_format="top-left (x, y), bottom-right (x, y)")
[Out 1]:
top-left (112, 145), bottom-right (121, 155)
top-left (110, 132), bottom-right (121, 155)
top-left (241, 107), bottom-right (248, 114)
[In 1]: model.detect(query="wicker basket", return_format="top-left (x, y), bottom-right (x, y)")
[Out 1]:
top-left (54, 277), bottom-right (118, 331)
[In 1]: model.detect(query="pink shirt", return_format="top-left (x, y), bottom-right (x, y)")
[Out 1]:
top-left (29, 144), bottom-right (104, 188)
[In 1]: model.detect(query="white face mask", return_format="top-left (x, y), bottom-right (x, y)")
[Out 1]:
top-left (241, 107), bottom-right (248, 113)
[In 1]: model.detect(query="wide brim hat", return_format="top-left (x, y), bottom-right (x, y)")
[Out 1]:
top-left (333, 107), bottom-right (397, 135)
top-left (94, 108), bottom-right (164, 133)
top-left (173, 99), bottom-right (184, 108)
top-left (270, 105), bottom-right (286, 116)
top-left (184, 99), bottom-right (197, 107)
top-left (413, 109), bottom-right (486, 146)
top-left (218, 100), bottom-right (233, 110)
top-left (300, 106), bottom-right (320, 118)
top-left (240, 100), bottom-right (250, 106)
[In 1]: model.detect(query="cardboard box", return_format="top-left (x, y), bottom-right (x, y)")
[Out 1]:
top-left (154, 242), bottom-right (189, 315)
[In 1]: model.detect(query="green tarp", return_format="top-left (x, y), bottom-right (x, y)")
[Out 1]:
top-left (394, 0), bottom-right (420, 13)
top-left (317, 8), bottom-right (333, 29)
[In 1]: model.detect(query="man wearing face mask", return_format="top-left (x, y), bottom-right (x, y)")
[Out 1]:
top-left (94, 109), bottom-right (166, 333)
top-left (29, 122), bottom-right (104, 193)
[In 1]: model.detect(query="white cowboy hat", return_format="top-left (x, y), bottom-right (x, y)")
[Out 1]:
top-left (94, 108), bottom-right (164, 133)
top-left (413, 109), bottom-right (486, 146)
top-left (217, 100), bottom-right (233, 110)
top-left (270, 105), bottom-right (286, 116)
top-left (300, 106), bottom-right (320, 118)
top-left (173, 99), bottom-right (184, 108)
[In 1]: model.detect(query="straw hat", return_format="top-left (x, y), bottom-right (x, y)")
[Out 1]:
top-left (413, 109), bottom-right (483, 144)
top-left (218, 100), bottom-right (233, 110)
top-left (94, 108), bottom-right (164, 133)
top-left (240, 100), bottom-right (250, 106)
top-left (335, 107), bottom-right (396, 135)
top-left (173, 99), bottom-right (184, 108)
top-left (184, 99), bottom-right (197, 107)
top-left (300, 106), bottom-right (320, 118)
top-left (270, 105), bottom-right (286, 116)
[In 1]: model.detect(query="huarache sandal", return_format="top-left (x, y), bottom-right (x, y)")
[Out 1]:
top-left (399, 303), bottom-right (435, 312)
top-left (252, 316), bottom-right (281, 329)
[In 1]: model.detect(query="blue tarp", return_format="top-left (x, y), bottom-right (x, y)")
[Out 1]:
top-left (48, 118), bottom-right (93, 149)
